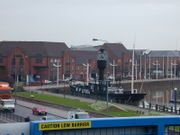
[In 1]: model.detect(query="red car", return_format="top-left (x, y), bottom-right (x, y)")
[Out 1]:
top-left (32, 107), bottom-right (47, 115)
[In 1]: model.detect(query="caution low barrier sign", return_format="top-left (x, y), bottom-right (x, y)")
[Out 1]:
top-left (39, 121), bottom-right (91, 131)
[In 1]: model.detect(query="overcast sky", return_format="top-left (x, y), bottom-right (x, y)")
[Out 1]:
top-left (0, 0), bottom-right (179, 50)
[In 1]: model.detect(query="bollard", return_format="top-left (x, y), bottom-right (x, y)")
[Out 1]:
top-left (149, 103), bottom-right (151, 110)
top-left (171, 106), bottom-right (173, 113)
top-left (24, 116), bottom-right (30, 122)
top-left (163, 105), bottom-right (165, 112)
top-left (155, 104), bottom-right (158, 111)
top-left (143, 101), bottom-right (145, 108)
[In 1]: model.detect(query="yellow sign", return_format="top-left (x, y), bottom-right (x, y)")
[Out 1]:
top-left (39, 121), bottom-right (92, 131)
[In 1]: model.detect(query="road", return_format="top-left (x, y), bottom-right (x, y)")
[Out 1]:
top-left (0, 99), bottom-right (66, 123)
top-left (15, 104), bottom-right (45, 120)
top-left (15, 99), bottom-right (66, 120)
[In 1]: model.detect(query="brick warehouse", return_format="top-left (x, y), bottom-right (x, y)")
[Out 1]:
top-left (1, 41), bottom-right (180, 84)
top-left (0, 41), bottom-right (69, 83)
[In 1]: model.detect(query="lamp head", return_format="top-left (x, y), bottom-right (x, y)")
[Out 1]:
top-left (92, 38), bottom-right (98, 41)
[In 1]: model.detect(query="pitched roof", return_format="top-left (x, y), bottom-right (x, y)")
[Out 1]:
top-left (103, 43), bottom-right (127, 57)
top-left (128, 49), bottom-right (147, 56)
top-left (0, 41), bottom-right (69, 57)
top-left (71, 45), bottom-right (99, 51)
top-left (71, 50), bottom-right (97, 64)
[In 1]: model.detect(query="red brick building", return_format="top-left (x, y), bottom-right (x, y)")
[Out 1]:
top-left (1, 41), bottom-right (180, 84)
top-left (70, 49), bottom-right (97, 81)
top-left (102, 43), bottom-right (131, 80)
top-left (132, 50), bottom-right (180, 80)
top-left (0, 41), bottom-right (69, 83)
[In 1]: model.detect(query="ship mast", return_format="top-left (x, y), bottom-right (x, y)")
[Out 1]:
top-left (131, 35), bottom-right (136, 94)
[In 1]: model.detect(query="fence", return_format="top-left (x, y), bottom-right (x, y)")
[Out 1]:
top-left (166, 126), bottom-right (180, 135)
top-left (141, 102), bottom-right (180, 115)
top-left (0, 111), bottom-right (25, 122)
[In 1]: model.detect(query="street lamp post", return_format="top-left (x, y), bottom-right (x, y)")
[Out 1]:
top-left (135, 60), bottom-right (139, 80)
top-left (166, 56), bottom-right (169, 78)
top-left (106, 80), bottom-right (109, 111)
top-left (152, 60), bottom-right (160, 79)
top-left (143, 50), bottom-right (151, 79)
top-left (109, 60), bottom-right (117, 83)
top-left (170, 58), bottom-right (173, 78)
top-left (171, 59), bottom-right (177, 78)
top-left (144, 54), bottom-right (147, 79)
top-left (174, 59), bottom-right (177, 78)
top-left (139, 54), bottom-right (142, 79)
top-left (83, 63), bottom-right (90, 85)
top-left (148, 55), bottom-right (151, 79)
top-left (53, 59), bottom-right (61, 86)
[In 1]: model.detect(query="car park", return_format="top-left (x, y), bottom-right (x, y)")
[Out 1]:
top-left (32, 107), bottom-right (47, 115)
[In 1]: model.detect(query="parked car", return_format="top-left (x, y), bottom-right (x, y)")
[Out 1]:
top-left (32, 107), bottom-right (47, 115)
top-left (107, 75), bottom-right (114, 80)
top-left (64, 77), bottom-right (72, 82)
top-left (42, 80), bottom-right (52, 85)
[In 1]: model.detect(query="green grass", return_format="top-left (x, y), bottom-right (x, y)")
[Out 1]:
top-left (101, 106), bottom-right (140, 117)
top-left (16, 92), bottom-right (94, 111)
top-left (15, 92), bottom-right (145, 117)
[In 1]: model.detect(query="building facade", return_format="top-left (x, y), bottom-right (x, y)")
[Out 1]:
top-left (0, 41), bottom-right (69, 84)
top-left (1, 41), bottom-right (180, 84)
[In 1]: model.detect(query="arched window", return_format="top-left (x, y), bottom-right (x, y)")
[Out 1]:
top-left (35, 54), bottom-right (43, 63)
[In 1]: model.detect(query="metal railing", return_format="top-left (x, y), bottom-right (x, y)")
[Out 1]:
top-left (0, 112), bottom-right (25, 122)
top-left (166, 126), bottom-right (180, 135)
top-left (140, 103), bottom-right (180, 115)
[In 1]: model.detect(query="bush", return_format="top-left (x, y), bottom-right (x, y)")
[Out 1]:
top-left (14, 86), bottom-right (25, 92)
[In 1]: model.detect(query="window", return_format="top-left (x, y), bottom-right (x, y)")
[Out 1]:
top-left (0, 55), bottom-right (3, 63)
top-left (118, 59), bottom-right (121, 63)
top-left (35, 54), bottom-right (43, 63)
top-left (11, 57), bottom-right (16, 65)
top-left (19, 57), bottom-right (24, 65)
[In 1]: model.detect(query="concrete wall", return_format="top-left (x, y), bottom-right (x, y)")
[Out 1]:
top-left (0, 122), bottom-right (29, 135)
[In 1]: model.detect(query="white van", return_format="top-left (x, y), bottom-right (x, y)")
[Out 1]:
top-left (67, 109), bottom-right (90, 119)
top-left (0, 98), bottom-right (15, 112)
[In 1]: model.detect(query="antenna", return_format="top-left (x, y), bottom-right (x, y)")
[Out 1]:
top-left (131, 33), bottom-right (136, 94)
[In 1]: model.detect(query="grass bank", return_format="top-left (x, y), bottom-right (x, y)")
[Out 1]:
top-left (15, 92), bottom-right (145, 117)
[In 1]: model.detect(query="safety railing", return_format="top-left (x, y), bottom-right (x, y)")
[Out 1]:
top-left (0, 112), bottom-right (25, 122)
